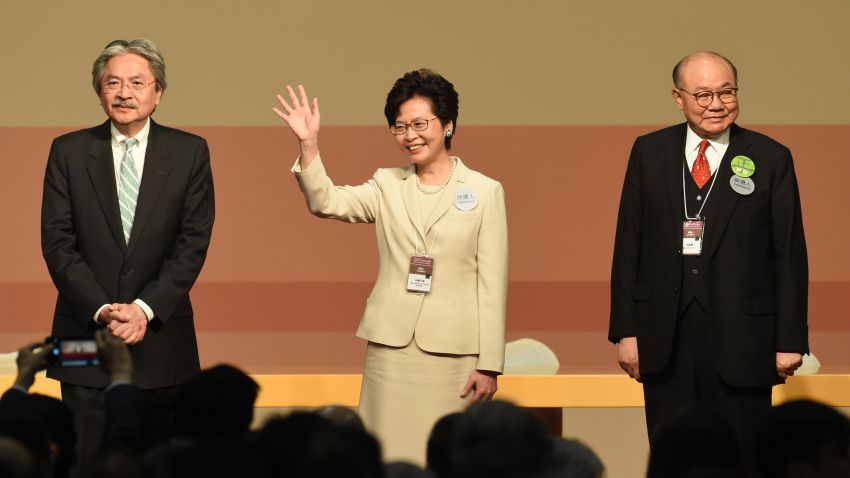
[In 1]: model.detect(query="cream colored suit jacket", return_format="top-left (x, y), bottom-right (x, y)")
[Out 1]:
top-left (293, 154), bottom-right (508, 372)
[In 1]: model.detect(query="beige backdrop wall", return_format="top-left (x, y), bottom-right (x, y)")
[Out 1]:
top-left (1, 1), bottom-right (849, 474)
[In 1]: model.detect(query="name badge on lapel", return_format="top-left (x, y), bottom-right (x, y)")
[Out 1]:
top-left (729, 176), bottom-right (755, 196)
top-left (453, 188), bottom-right (479, 211)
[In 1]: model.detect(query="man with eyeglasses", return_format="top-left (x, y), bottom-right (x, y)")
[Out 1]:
top-left (41, 38), bottom-right (214, 458)
top-left (609, 51), bottom-right (808, 451)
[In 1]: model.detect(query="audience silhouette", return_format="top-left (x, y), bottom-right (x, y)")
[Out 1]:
top-left (3, 334), bottom-right (849, 478)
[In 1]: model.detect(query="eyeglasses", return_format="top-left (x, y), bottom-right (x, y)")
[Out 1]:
top-left (677, 87), bottom-right (738, 107)
top-left (102, 79), bottom-right (156, 93)
top-left (390, 117), bottom-right (438, 135)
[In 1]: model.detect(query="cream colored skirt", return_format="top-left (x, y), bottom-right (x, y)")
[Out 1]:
top-left (358, 339), bottom-right (477, 465)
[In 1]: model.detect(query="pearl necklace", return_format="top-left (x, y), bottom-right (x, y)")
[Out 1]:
top-left (415, 158), bottom-right (457, 195)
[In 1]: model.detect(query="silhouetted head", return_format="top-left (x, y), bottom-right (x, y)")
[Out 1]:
top-left (0, 437), bottom-right (35, 478)
top-left (448, 400), bottom-right (553, 478)
top-left (315, 405), bottom-right (365, 430)
top-left (755, 399), bottom-right (850, 478)
top-left (426, 412), bottom-right (461, 477)
top-left (547, 438), bottom-right (605, 478)
top-left (173, 364), bottom-right (259, 441)
top-left (249, 412), bottom-right (383, 478)
top-left (384, 461), bottom-right (436, 478)
top-left (646, 406), bottom-right (744, 478)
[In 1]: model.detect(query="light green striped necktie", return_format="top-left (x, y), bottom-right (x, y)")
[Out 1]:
top-left (118, 138), bottom-right (140, 244)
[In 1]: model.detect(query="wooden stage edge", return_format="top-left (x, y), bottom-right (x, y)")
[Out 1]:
top-left (2, 374), bottom-right (848, 408)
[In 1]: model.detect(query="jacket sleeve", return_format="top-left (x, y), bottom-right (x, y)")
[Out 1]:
top-left (609, 138), bottom-right (643, 343)
top-left (137, 139), bottom-right (215, 322)
top-left (770, 147), bottom-right (809, 353)
top-left (475, 182), bottom-right (509, 373)
top-left (292, 153), bottom-right (380, 223)
top-left (41, 138), bottom-right (111, 325)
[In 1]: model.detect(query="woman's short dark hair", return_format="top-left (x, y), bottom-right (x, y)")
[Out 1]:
top-left (384, 69), bottom-right (459, 149)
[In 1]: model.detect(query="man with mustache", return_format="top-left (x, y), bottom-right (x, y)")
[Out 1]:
top-left (609, 51), bottom-right (808, 451)
top-left (41, 38), bottom-right (215, 457)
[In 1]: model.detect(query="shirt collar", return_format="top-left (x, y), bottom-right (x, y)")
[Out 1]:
top-left (110, 118), bottom-right (151, 145)
top-left (685, 124), bottom-right (730, 154)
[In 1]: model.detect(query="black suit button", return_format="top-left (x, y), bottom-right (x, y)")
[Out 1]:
top-left (123, 268), bottom-right (134, 276)
top-left (673, 287), bottom-right (680, 293)
top-left (691, 269), bottom-right (699, 275)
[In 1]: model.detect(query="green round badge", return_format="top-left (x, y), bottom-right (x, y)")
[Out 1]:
top-left (730, 155), bottom-right (755, 178)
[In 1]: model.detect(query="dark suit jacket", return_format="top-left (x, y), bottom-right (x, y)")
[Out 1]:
top-left (609, 123), bottom-right (808, 387)
top-left (41, 119), bottom-right (214, 389)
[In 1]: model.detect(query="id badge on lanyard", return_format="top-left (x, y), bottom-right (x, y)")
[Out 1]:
top-left (682, 219), bottom-right (705, 256)
top-left (681, 155), bottom-right (718, 257)
top-left (407, 255), bottom-right (435, 292)
top-left (407, 226), bottom-right (439, 293)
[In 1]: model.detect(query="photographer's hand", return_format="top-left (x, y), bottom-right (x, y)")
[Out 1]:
top-left (14, 343), bottom-right (50, 391)
top-left (95, 329), bottom-right (133, 384)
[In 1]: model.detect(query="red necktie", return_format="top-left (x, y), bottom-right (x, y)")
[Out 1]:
top-left (691, 140), bottom-right (711, 189)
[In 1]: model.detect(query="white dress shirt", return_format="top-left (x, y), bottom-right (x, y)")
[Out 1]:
top-left (92, 119), bottom-right (155, 323)
top-left (684, 125), bottom-right (730, 174)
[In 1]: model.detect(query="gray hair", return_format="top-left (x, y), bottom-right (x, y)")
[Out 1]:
top-left (92, 39), bottom-right (167, 95)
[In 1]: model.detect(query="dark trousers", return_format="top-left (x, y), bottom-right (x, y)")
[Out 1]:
top-left (61, 382), bottom-right (179, 460)
top-left (642, 300), bottom-right (771, 453)
top-left (61, 383), bottom-right (105, 461)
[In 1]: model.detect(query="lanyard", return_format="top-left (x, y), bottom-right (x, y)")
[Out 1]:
top-left (681, 160), bottom-right (719, 220)
top-left (416, 225), bottom-right (439, 257)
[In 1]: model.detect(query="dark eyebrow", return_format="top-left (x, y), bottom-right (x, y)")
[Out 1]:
top-left (394, 116), bottom-right (433, 124)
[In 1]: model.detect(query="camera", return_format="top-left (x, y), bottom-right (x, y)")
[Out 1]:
top-left (42, 336), bottom-right (101, 367)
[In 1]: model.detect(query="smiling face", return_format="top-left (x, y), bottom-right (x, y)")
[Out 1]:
top-left (393, 96), bottom-right (453, 167)
top-left (672, 53), bottom-right (739, 139)
top-left (98, 53), bottom-right (162, 137)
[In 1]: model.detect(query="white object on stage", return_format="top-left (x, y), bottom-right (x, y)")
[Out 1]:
top-left (503, 338), bottom-right (560, 375)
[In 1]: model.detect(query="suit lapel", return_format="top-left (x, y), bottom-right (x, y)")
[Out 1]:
top-left (702, 124), bottom-right (747, 260)
top-left (400, 166), bottom-right (427, 246)
top-left (666, 124), bottom-right (687, 236)
top-left (126, 120), bottom-right (173, 257)
top-left (87, 121), bottom-right (127, 251)
top-left (424, 157), bottom-right (468, 234)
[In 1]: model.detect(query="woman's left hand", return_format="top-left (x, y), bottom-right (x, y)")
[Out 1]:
top-left (460, 370), bottom-right (498, 402)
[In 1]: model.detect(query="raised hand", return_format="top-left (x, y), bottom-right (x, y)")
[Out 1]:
top-left (273, 85), bottom-right (320, 165)
top-left (95, 329), bottom-right (133, 383)
top-left (14, 343), bottom-right (50, 390)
